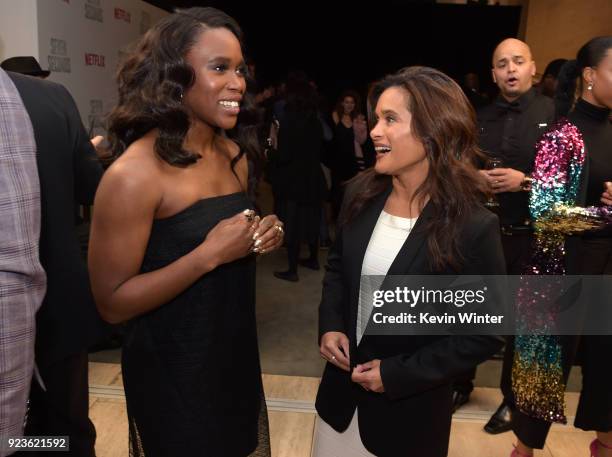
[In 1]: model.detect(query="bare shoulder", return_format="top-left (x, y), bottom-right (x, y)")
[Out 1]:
top-left (96, 135), bottom-right (163, 212)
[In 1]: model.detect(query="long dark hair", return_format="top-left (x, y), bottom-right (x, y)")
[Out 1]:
top-left (107, 7), bottom-right (257, 168)
top-left (555, 36), bottom-right (612, 118)
top-left (333, 90), bottom-right (361, 121)
top-left (343, 66), bottom-right (489, 271)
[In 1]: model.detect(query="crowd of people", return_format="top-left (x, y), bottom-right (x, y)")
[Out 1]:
top-left (0, 5), bottom-right (611, 457)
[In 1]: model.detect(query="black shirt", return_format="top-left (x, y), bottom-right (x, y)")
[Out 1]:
top-left (477, 88), bottom-right (555, 226)
top-left (568, 98), bottom-right (612, 207)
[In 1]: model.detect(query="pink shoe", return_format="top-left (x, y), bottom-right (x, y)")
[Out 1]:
top-left (591, 439), bottom-right (612, 457)
top-left (510, 444), bottom-right (532, 457)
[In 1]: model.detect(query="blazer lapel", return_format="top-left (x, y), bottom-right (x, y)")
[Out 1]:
top-left (344, 187), bottom-right (391, 345)
top-left (356, 200), bottom-right (435, 350)
top-left (385, 199), bottom-right (435, 276)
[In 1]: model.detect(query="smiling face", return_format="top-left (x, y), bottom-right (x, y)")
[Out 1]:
top-left (370, 86), bottom-right (428, 177)
top-left (183, 27), bottom-right (246, 130)
top-left (491, 38), bottom-right (536, 101)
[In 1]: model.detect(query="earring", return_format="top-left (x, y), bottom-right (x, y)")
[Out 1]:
top-left (587, 82), bottom-right (593, 91)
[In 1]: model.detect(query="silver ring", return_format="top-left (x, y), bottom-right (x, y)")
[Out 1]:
top-left (243, 209), bottom-right (255, 222)
top-left (275, 225), bottom-right (284, 234)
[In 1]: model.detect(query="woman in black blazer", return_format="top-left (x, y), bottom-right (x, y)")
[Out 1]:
top-left (314, 66), bottom-right (506, 457)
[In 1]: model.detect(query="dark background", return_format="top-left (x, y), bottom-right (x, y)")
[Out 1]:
top-left (144, 1), bottom-right (521, 106)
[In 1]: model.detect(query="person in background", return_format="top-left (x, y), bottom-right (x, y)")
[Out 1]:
top-left (1, 56), bottom-right (50, 79)
top-left (452, 38), bottom-right (555, 431)
top-left (509, 36), bottom-right (612, 457)
top-left (7, 63), bottom-right (106, 455)
top-left (0, 68), bottom-right (46, 457)
top-left (537, 58), bottom-right (568, 98)
top-left (328, 90), bottom-right (372, 218)
top-left (273, 72), bottom-right (326, 281)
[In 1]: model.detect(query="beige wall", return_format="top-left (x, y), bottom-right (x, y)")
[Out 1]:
top-left (525, 0), bottom-right (612, 76)
top-left (0, 0), bottom-right (39, 61)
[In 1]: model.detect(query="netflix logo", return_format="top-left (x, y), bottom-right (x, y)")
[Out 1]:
top-left (85, 53), bottom-right (105, 67)
top-left (114, 8), bottom-right (131, 23)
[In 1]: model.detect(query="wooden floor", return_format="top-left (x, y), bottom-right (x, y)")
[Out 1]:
top-left (88, 362), bottom-right (594, 457)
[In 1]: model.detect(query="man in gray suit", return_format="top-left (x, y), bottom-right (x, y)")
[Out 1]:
top-left (0, 68), bottom-right (46, 456)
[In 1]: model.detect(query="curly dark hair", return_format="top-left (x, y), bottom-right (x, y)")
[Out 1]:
top-left (107, 7), bottom-right (257, 168)
top-left (343, 66), bottom-right (489, 271)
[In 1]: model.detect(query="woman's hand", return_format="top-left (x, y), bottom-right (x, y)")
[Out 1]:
top-left (601, 181), bottom-right (612, 206)
top-left (351, 359), bottom-right (385, 393)
top-left (320, 331), bottom-right (350, 372)
top-left (252, 214), bottom-right (284, 254)
top-left (200, 210), bottom-right (259, 268)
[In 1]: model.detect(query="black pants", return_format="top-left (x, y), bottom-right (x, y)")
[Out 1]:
top-left (514, 236), bottom-right (612, 448)
top-left (453, 232), bottom-right (532, 397)
top-left (17, 351), bottom-right (96, 457)
top-left (284, 200), bottom-right (321, 273)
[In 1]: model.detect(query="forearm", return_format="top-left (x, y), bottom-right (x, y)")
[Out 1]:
top-left (381, 335), bottom-right (504, 399)
top-left (96, 243), bottom-right (219, 323)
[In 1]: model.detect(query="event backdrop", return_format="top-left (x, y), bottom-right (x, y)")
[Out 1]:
top-left (1, 0), bottom-right (168, 136)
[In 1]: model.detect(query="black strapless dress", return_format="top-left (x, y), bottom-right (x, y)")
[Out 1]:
top-left (121, 192), bottom-right (270, 457)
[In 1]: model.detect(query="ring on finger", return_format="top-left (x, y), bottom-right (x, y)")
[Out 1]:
top-left (243, 209), bottom-right (255, 223)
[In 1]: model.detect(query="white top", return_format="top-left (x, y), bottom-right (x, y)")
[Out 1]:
top-left (356, 210), bottom-right (416, 344)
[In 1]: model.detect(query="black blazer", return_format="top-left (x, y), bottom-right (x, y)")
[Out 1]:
top-left (8, 72), bottom-right (106, 367)
top-left (316, 187), bottom-right (505, 457)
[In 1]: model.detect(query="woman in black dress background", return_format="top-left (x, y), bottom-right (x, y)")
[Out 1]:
top-left (328, 91), bottom-right (375, 217)
top-left (88, 8), bottom-right (283, 456)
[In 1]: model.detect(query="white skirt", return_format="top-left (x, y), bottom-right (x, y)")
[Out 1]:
top-left (312, 409), bottom-right (377, 457)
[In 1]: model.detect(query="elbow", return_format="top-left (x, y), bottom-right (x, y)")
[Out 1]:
top-left (95, 301), bottom-right (127, 324)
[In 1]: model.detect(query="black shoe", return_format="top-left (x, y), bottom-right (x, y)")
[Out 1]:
top-left (483, 402), bottom-right (514, 434)
top-left (298, 258), bottom-right (320, 270)
top-left (274, 270), bottom-right (299, 282)
top-left (452, 390), bottom-right (471, 413)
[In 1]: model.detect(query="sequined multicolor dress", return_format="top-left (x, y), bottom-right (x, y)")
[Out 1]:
top-left (511, 99), bottom-right (612, 448)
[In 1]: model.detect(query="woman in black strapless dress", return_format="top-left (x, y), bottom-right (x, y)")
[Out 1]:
top-left (88, 7), bottom-right (283, 457)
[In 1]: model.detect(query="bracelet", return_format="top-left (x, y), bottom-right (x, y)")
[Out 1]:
top-left (520, 175), bottom-right (533, 192)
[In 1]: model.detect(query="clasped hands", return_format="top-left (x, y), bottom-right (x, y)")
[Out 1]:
top-left (201, 210), bottom-right (284, 268)
top-left (319, 331), bottom-right (384, 393)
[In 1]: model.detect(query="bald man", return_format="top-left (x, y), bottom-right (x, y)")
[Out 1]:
top-left (452, 38), bottom-right (555, 434)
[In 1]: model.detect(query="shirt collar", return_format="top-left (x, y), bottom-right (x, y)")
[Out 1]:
top-left (495, 87), bottom-right (536, 114)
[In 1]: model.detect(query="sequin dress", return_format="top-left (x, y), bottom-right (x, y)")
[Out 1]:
top-left (511, 99), bottom-right (612, 448)
top-left (121, 192), bottom-right (270, 457)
